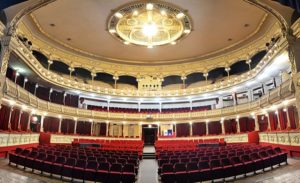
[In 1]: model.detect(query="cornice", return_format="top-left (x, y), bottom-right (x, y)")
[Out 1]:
top-left (28, 13), bottom-right (268, 65)
top-left (17, 15), bottom-right (281, 77)
top-left (10, 33), bottom-right (288, 97)
top-left (0, 22), bottom-right (5, 37)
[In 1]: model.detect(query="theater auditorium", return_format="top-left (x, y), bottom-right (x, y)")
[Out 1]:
top-left (1, 0), bottom-right (300, 182)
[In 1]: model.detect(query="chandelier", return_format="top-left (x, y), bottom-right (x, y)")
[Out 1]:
top-left (108, 1), bottom-right (192, 48)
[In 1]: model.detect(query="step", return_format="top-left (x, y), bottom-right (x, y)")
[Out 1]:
top-left (143, 152), bottom-right (156, 159)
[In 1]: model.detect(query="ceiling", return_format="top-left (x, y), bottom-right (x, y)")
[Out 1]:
top-left (24, 0), bottom-right (271, 66)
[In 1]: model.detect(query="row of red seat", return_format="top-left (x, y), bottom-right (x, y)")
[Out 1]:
top-left (9, 145), bottom-right (139, 182)
top-left (72, 139), bottom-right (144, 155)
top-left (158, 145), bottom-right (287, 182)
top-left (89, 105), bottom-right (209, 114)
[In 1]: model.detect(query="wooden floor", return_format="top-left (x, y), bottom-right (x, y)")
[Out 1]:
top-left (1, 158), bottom-right (300, 183)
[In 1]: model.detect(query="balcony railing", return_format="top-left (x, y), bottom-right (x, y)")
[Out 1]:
top-left (4, 78), bottom-right (294, 122)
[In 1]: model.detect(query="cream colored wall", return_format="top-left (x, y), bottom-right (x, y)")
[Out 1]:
top-left (160, 124), bottom-right (173, 136)
top-left (108, 124), bottom-right (141, 137)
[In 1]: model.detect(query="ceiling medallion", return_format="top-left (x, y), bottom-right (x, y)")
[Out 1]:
top-left (108, 1), bottom-right (192, 48)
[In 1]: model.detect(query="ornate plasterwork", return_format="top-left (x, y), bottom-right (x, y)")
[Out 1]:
top-left (18, 18), bottom-right (280, 77)
top-left (10, 35), bottom-right (288, 97)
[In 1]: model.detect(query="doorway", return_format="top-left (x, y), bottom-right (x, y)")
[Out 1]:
top-left (143, 126), bottom-right (157, 145)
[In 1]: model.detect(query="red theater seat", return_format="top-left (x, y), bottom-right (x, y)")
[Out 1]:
top-left (187, 162), bottom-right (199, 182)
top-left (95, 162), bottom-right (110, 182)
top-left (84, 161), bottom-right (98, 181)
top-left (109, 163), bottom-right (122, 183)
top-left (61, 158), bottom-right (76, 179)
top-left (161, 163), bottom-right (174, 183)
top-left (122, 164), bottom-right (136, 183)
top-left (174, 163), bottom-right (187, 183)
top-left (198, 161), bottom-right (211, 182)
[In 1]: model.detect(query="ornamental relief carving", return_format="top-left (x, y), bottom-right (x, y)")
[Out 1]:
top-left (17, 19), bottom-right (281, 76)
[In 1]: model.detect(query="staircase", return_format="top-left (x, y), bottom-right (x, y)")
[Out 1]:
top-left (142, 145), bottom-right (156, 159)
top-left (143, 152), bottom-right (156, 159)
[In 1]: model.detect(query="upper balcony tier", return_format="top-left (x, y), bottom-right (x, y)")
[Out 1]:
top-left (3, 78), bottom-right (295, 123)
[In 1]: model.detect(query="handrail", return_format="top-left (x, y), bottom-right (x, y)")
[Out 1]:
top-left (3, 78), bottom-right (295, 122)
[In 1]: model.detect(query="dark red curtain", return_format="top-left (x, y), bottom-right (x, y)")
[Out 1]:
top-left (0, 105), bottom-right (10, 130)
top-left (76, 121), bottom-right (91, 135)
top-left (208, 121), bottom-right (221, 135)
top-left (43, 116), bottom-right (59, 133)
top-left (268, 112), bottom-right (278, 131)
top-left (278, 108), bottom-right (287, 130)
top-left (65, 94), bottom-right (79, 107)
top-left (288, 106), bottom-right (297, 129)
top-left (61, 119), bottom-right (75, 134)
top-left (192, 122), bottom-right (206, 136)
top-left (10, 108), bottom-right (20, 131)
top-left (224, 119), bottom-right (237, 134)
top-left (36, 86), bottom-right (50, 101)
top-left (176, 123), bottom-right (190, 137)
top-left (50, 90), bottom-right (64, 105)
top-left (258, 115), bottom-right (268, 131)
top-left (239, 117), bottom-right (255, 132)
top-left (99, 123), bottom-right (107, 136)
top-left (20, 112), bottom-right (29, 131)
top-left (25, 81), bottom-right (36, 94)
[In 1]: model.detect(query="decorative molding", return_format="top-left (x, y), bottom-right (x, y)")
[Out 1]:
top-left (16, 13), bottom-right (280, 76)
top-left (10, 35), bottom-right (287, 97)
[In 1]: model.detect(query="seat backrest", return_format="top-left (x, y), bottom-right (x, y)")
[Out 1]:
top-left (36, 153), bottom-right (47, 160)
top-left (221, 158), bottom-right (231, 166)
top-left (241, 154), bottom-right (251, 162)
top-left (187, 162), bottom-right (198, 171)
top-left (230, 156), bottom-right (242, 164)
top-left (267, 149), bottom-right (276, 155)
top-left (162, 163), bottom-right (173, 173)
top-left (88, 156), bottom-right (96, 161)
top-left (198, 161), bottom-right (210, 169)
top-left (98, 162), bottom-right (110, 171)
top-left (65, 158), bottom-right (76, 166)
top-left (117, 158), bottom-right (127, 164)
top-left (210, 159), bottom-right (221, 168)
top-left (75, 159), bottom-right (86, 168)
top-left (174, 163), bottom-right (186, 171)
top-left (86, 161), bottom-right (98, 169)
top-left (250, 152), bottom-right (260, 160)
top-left (15, 148), bottom-right (23, 154)
top-left (28, 151), bottom-right (39, 158)
top-left (55, 156), bottom-right (66, 164)
top-left (108, 158), bottom-right (116, 164)
top-left (122, 164), bottom-right (135, 173)
top-left (110, 163), bottom-right (122, 172)
top-left (259, 151), bottom-right (268, 157)
top-left (45, 154), bottom-right (56, 162)
top-left (274, 147), bottom-right (282, 153)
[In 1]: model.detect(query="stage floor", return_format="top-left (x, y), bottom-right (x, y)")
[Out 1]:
top-left (143, 145), bottom-right (156, 153)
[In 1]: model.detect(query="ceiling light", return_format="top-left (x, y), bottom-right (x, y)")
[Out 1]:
top-left (124, 41), bottom-right (130, 45)
top-left (171, 41), bottom-right (176, 45)
top-left (146, 3), bottom-right (154, 10)
top-left (142, 23), bottom-right (158, 37)
top-left (133, 10), bottom-right (138, 16)
top-left (109, 29), bottom-right (116, 33)
top-left (115, 12), bottom-right (123, 18)
top-left (184, 29), bottom-right (191, 34)
top-left (176, 12), bottom-right (185, 19)
top-left (161, 10), bottom-right (166, 16)
top-left (147, 45), bottom-right (153, 49)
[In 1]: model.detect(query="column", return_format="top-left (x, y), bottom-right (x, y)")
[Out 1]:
top-left (206, 121), bottom-right (209, 135)
top-left (285, 108), bottom-right (291, 129)
top-left (23, 78), bottom-right (28, 89)
top-left (236, 118), bottom-right (240, 133)
top-left (173, 123), bottom-right (177, 137)
top-left (17, 110), bottom-right (23, 130)
top-left (113, 75), bottom-right (119, 89)
top-left (203, 73), bottom-right (209, 84)
top-left (106, 122), bottom-right (109, 136)
top-left (40, 115), bottom-right (45, 132)
top-left (254, 115), bottom-right (260, 131)
top-left (27, 113), bottom-right (32, 131)
top-left (159, 102), bottom-right (162, 113)
top-left (189, 122), bottom-right (193, 136)
top-left (14, 71), bottom-right (19, 83)
top-left (68, 67), bottom-right (74, 79)
top-left (181, 75), bottom-right (186, 89)
top-left (122, 123), bottom-right (126, 137)
top-left (58, 117), bottom-right (62, 133)
top-left (90, 121), bottom-right (94, 136)
top-left (0, 36), bottom-right (12, 77)
top-left (49, 88), bottom-right (53, 101)
top-left (91, 72), bottom-right (96, 83)
top-left (232, 93), bottom-right (237, 106)
top-left (248, 89), bottom-right (253, 102)
top-left (225, 67), bottom-right (231, 78)
top-left (266, 114), bottom-right (271, 130)
top-left (157, 124), bottom-right (160, 138)
top-left (276, 111), bottom-right (281, 130)
top-left (218, 96), bottom-right (223, 108)
top-left (221, 121), bottom-right (225, 134)
top-left (246, 59), bottom-right (252, 70)
top-left (138, 102), bottom-right (141, 112)
top-left (74, 119), bottom-right (78, 134)
top-left (190, 100), bottom-right (193, 110)
top-left (7, 107), bottom-right (13, 130)
top-left (34, 84), bottom-right (38, 95)
top-left (47, 59), bottom-right (53, 70)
